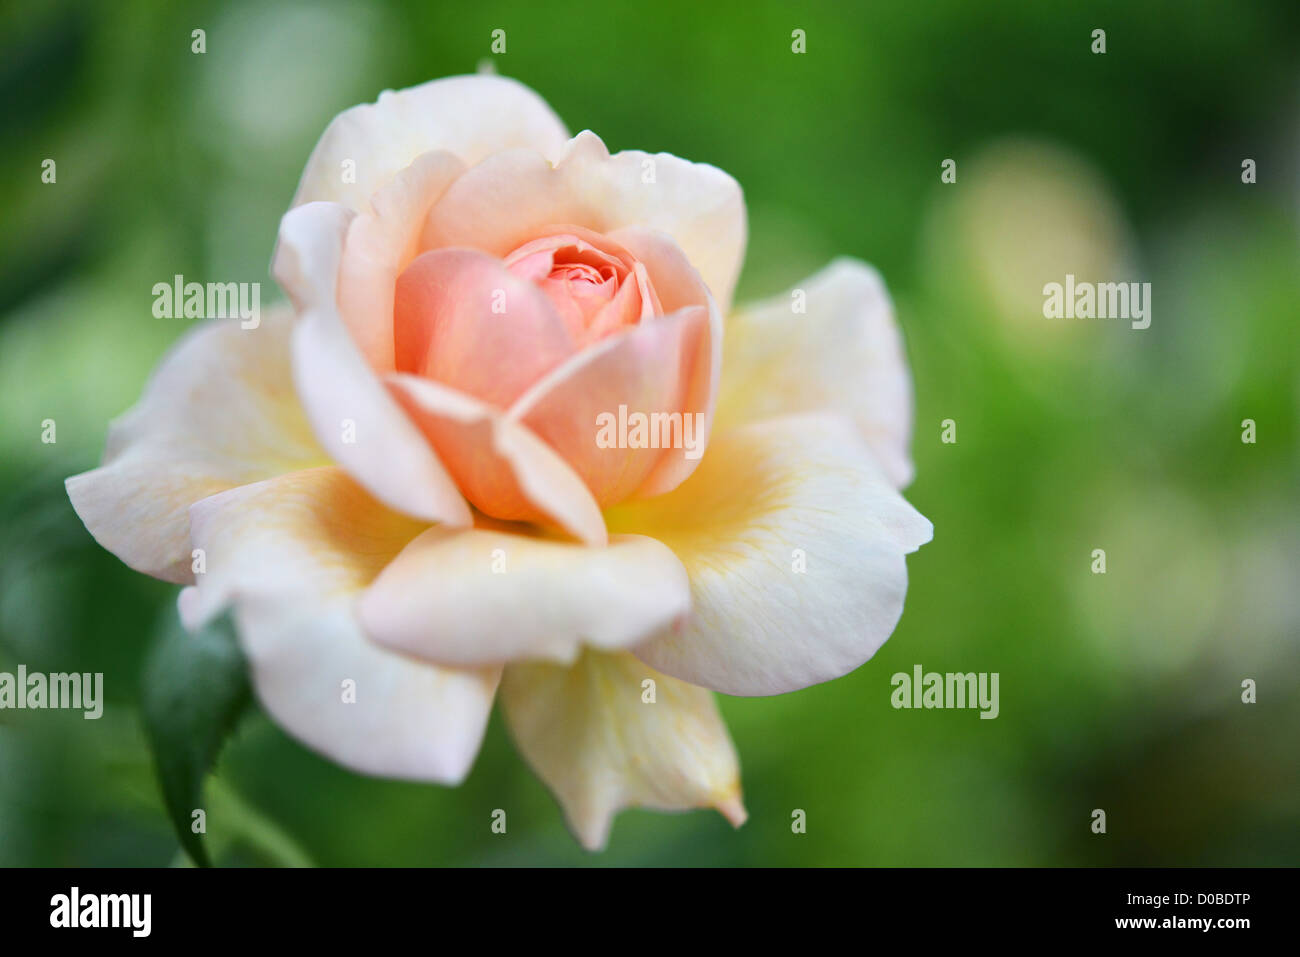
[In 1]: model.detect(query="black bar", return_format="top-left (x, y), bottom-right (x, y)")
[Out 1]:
top-left (3, 867), bottom-right (1285, 941)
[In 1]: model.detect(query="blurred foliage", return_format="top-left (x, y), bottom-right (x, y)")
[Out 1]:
top-left (1, 0), bottom-right (1297, 865)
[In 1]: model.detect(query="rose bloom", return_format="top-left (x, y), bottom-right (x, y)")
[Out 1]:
top-left (67, 75), bottom-right (931, 850)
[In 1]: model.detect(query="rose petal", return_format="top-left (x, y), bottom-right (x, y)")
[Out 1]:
top-left (65, 306), bottom-right (326, 584)
top-left (606, 226), bottom-right (724, 496)
top-left (273, 200), bottom-right (472, 527)
top-left (359, 528), bottom-right (690, 667)
top-left (394, 247), bottom-right (576, 408)
top-left (501, 226), bottom-right (654, 341)
top-left (422, 130), bottom-right (746, 313)
top-left (386, 373), bottom-right (606, 546)
top-left (606, 414), bottom-right (933, 696)
top-left (270, 200), bottom-right (356, 313)
top-left (181, 467), bottom-right (498, 783)
top-left (716, 258), bottom-right (916, 488)
top-left (500, 651), bottom-right (745, 851)
top-left (292, 74), bottom-right (570, 213)
top-left (337, 150), bottom-right (466, 371)
top-left (507, 306), bottom-right (711, 506)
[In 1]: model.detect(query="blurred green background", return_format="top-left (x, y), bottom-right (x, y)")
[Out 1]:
top-left (2, 0), bottom-right (1298, 866)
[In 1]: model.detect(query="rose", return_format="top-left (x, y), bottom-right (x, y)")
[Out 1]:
top-left (67, 75), bottom-right (931, 850)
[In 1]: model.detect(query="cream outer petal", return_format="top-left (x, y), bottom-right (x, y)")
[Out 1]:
top-left (291, 74), bottom-right (571, 213)
top-left (716, 258), bottom-right (916, 488)
top-left (607, 414), bottom-right (933, 696)
top-left (65, 305), bottom-right (326, 584)
top-left (358, 528), bottom-right (691, 667)
top-left (500, 651), bottom-right (745, 851)
top-left (181, 467), bottom-right (498, 784)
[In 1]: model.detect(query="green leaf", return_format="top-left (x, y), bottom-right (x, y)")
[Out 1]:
top-left (141, 606), bottom-right (252, 868)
